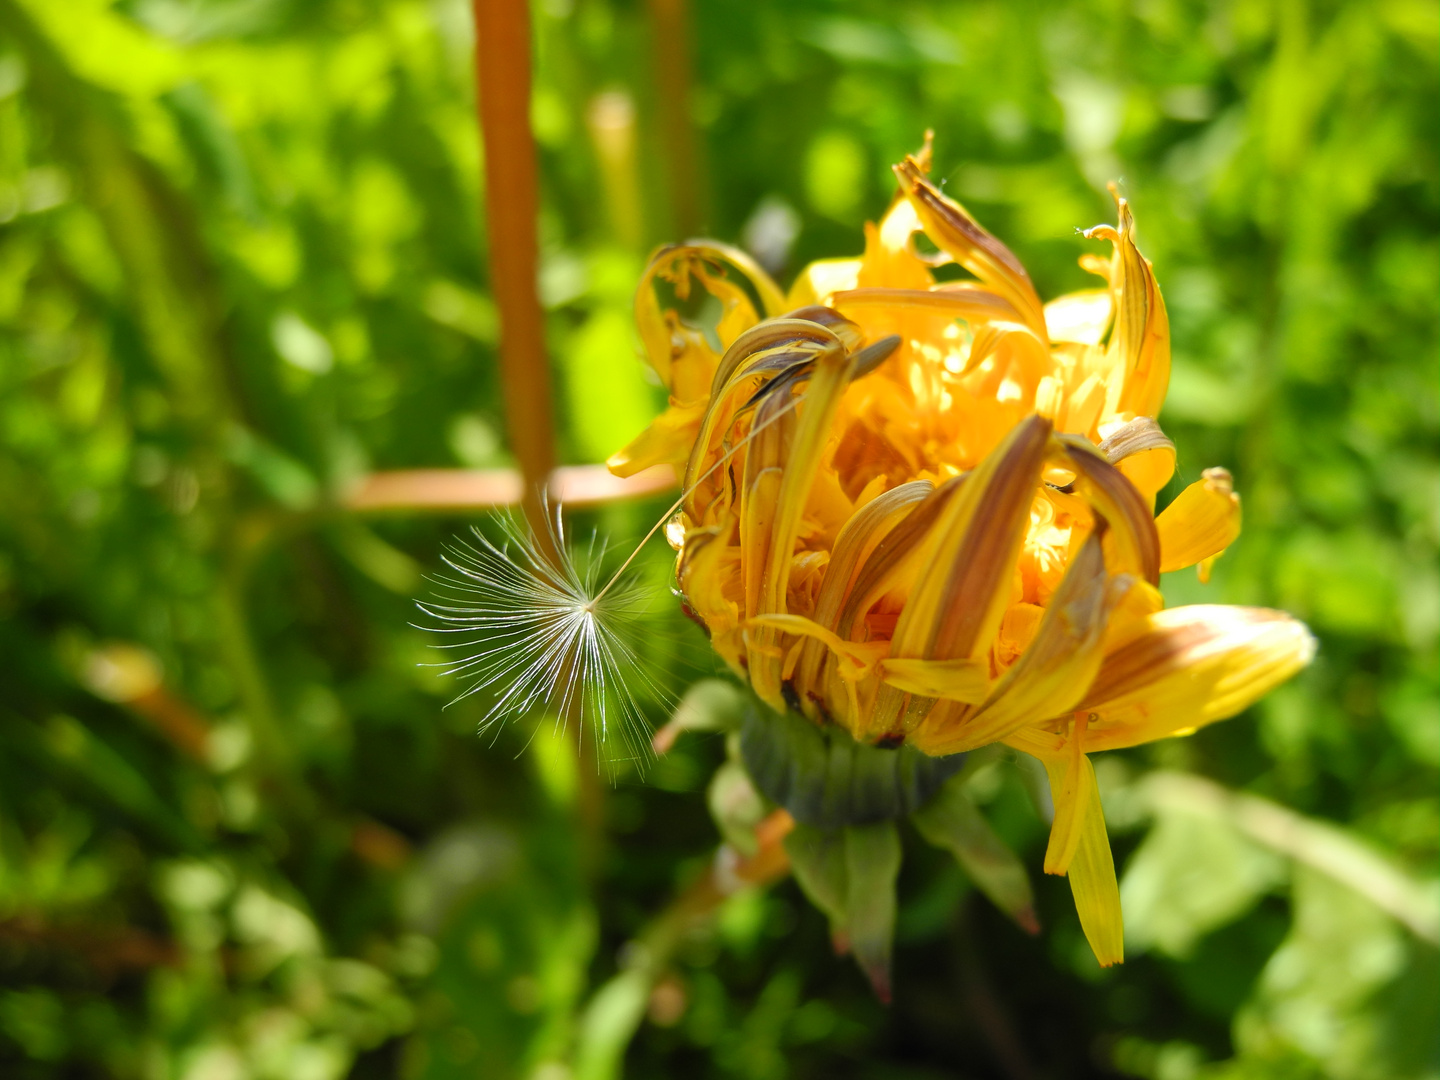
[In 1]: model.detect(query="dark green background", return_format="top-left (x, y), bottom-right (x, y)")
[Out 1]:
top-left (0, 0), bottom-right (1435, 1077)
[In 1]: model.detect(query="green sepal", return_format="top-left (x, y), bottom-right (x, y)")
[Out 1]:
top-left (739, 701), bottom-right (964, 827)
top-left (912, 774), bottom-right (1039, 934)
top-left (784, 820), bottom-right (902, 1001)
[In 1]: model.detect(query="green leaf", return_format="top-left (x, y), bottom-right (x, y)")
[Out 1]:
top-left (912, 776), bottom-right (1039, 934)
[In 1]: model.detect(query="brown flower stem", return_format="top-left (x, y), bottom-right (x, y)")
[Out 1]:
top-left (471, 0), bottom-right (556, 535)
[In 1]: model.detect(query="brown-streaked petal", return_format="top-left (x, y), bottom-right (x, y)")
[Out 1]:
top-left (835, 477), bottom-right (966, 643)
top-left (682, 318), bottom-right (845, 520)
top-left (794, 481), bottom-right (933, 712)
top-left (747, 342), bottom-right (858, 703)
top-left (781, 305), bottom-right (866, 353)
top-left (1060, 437), bottom-right (1161, 585)
top-left (907, 532), bottom-right (1125, 756)
top-left (890, 415), bottom-right (1053, 665)
top-left (893, 156), bottom-right (1047, 337)
top-left (1156, 468), bottom-right (1241, 575)
top-left (1078, 606), bottom-right (1316, 753)
top-left (1098, 417), bottom-right (1176, 502)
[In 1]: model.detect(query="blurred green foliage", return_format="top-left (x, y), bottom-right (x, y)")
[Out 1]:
top-left (0, 0), bottom-right (1435, 1077)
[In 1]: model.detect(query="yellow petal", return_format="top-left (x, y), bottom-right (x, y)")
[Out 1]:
top-left (835, 477), bottom-right (966, 642)
top-left (633, 242), bottom-right (782, 395)
top-left (833, 284), bottom-right (1025, 327)
top-left (893, 156), bottom-right (1047, 337)
top-left (910, 533), bottom-right (1125, 755)
top-left (877, 656), bottom-right (990, 702)
top-left (1098, 416), bottom-right (1176, 502)
top-left (1041, 740), bottom-right (1094, 875)
top-left (787, 258), bottom-right (862, 308)
top-left (1156, 468), bottom-right (1241, 574)
top-left (1079, 606), bottom-right (1316, 752)
top-left (606, 402), bottom-right (706, 477)
top-left (858, 196), bottom-right (935, 290)
top-left (1085, 197), bottom-right (1170, 423)
top-left (1067, 775), bottom-right (1124, 966)
top-left (795, 480), bottom-right (933, 720)
top-left (891, 414), bottom-right (1053, 664)
top-left (1044, 289), bottom-right (1113, 346)
top-left (1059, 437), bottom-right (1161, 584)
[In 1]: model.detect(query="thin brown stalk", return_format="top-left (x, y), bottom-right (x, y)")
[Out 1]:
top-left (472, 0), bottom-right (556, 531)
top-left (647, 0), bottom-right (705, 237)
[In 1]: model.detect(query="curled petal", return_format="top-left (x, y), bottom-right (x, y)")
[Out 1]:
top-left (1060, 437), bottom-right (1161, 585)
top-left (1156, 468), bottom-right (1241, 576)
top-left (635, 242), bottom-right (783, 393)
top-left (1098, 416), bottom-right (1176, 502)
top-left (1084, 197), bottom-right (1170, 422)
top-left (1079, 606), bottom-right (1317, 752)
top-left (893, 156), bottom-right (1046, 336)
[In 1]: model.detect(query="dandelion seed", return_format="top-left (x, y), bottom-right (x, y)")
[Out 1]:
top-left (417, 361), bottom-right (845, 761)
top-left (416, 505), bottom-right (662, 763)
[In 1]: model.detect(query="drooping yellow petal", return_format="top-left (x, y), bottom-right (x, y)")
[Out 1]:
top-left (1078, 606), bottom-right (1317, 752)
top-left (1156, 468), bottom-right (1241, 575)
top-left (1041, 738), bottom-right (1093, 876)
top-left (1066, 776), bottom-right (1124, 967)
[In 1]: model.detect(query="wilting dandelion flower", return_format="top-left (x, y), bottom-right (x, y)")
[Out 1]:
top-left (417, 507), bottom-right (661, 762)
top-left (606, 133), bottom-right (1315, 965)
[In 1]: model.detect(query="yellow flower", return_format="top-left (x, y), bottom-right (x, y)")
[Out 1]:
top-left (609, 136), bottom-right (1314, 966)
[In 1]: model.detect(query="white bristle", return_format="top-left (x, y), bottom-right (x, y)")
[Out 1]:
top-left (416, 506), bottom-right (660, 762)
